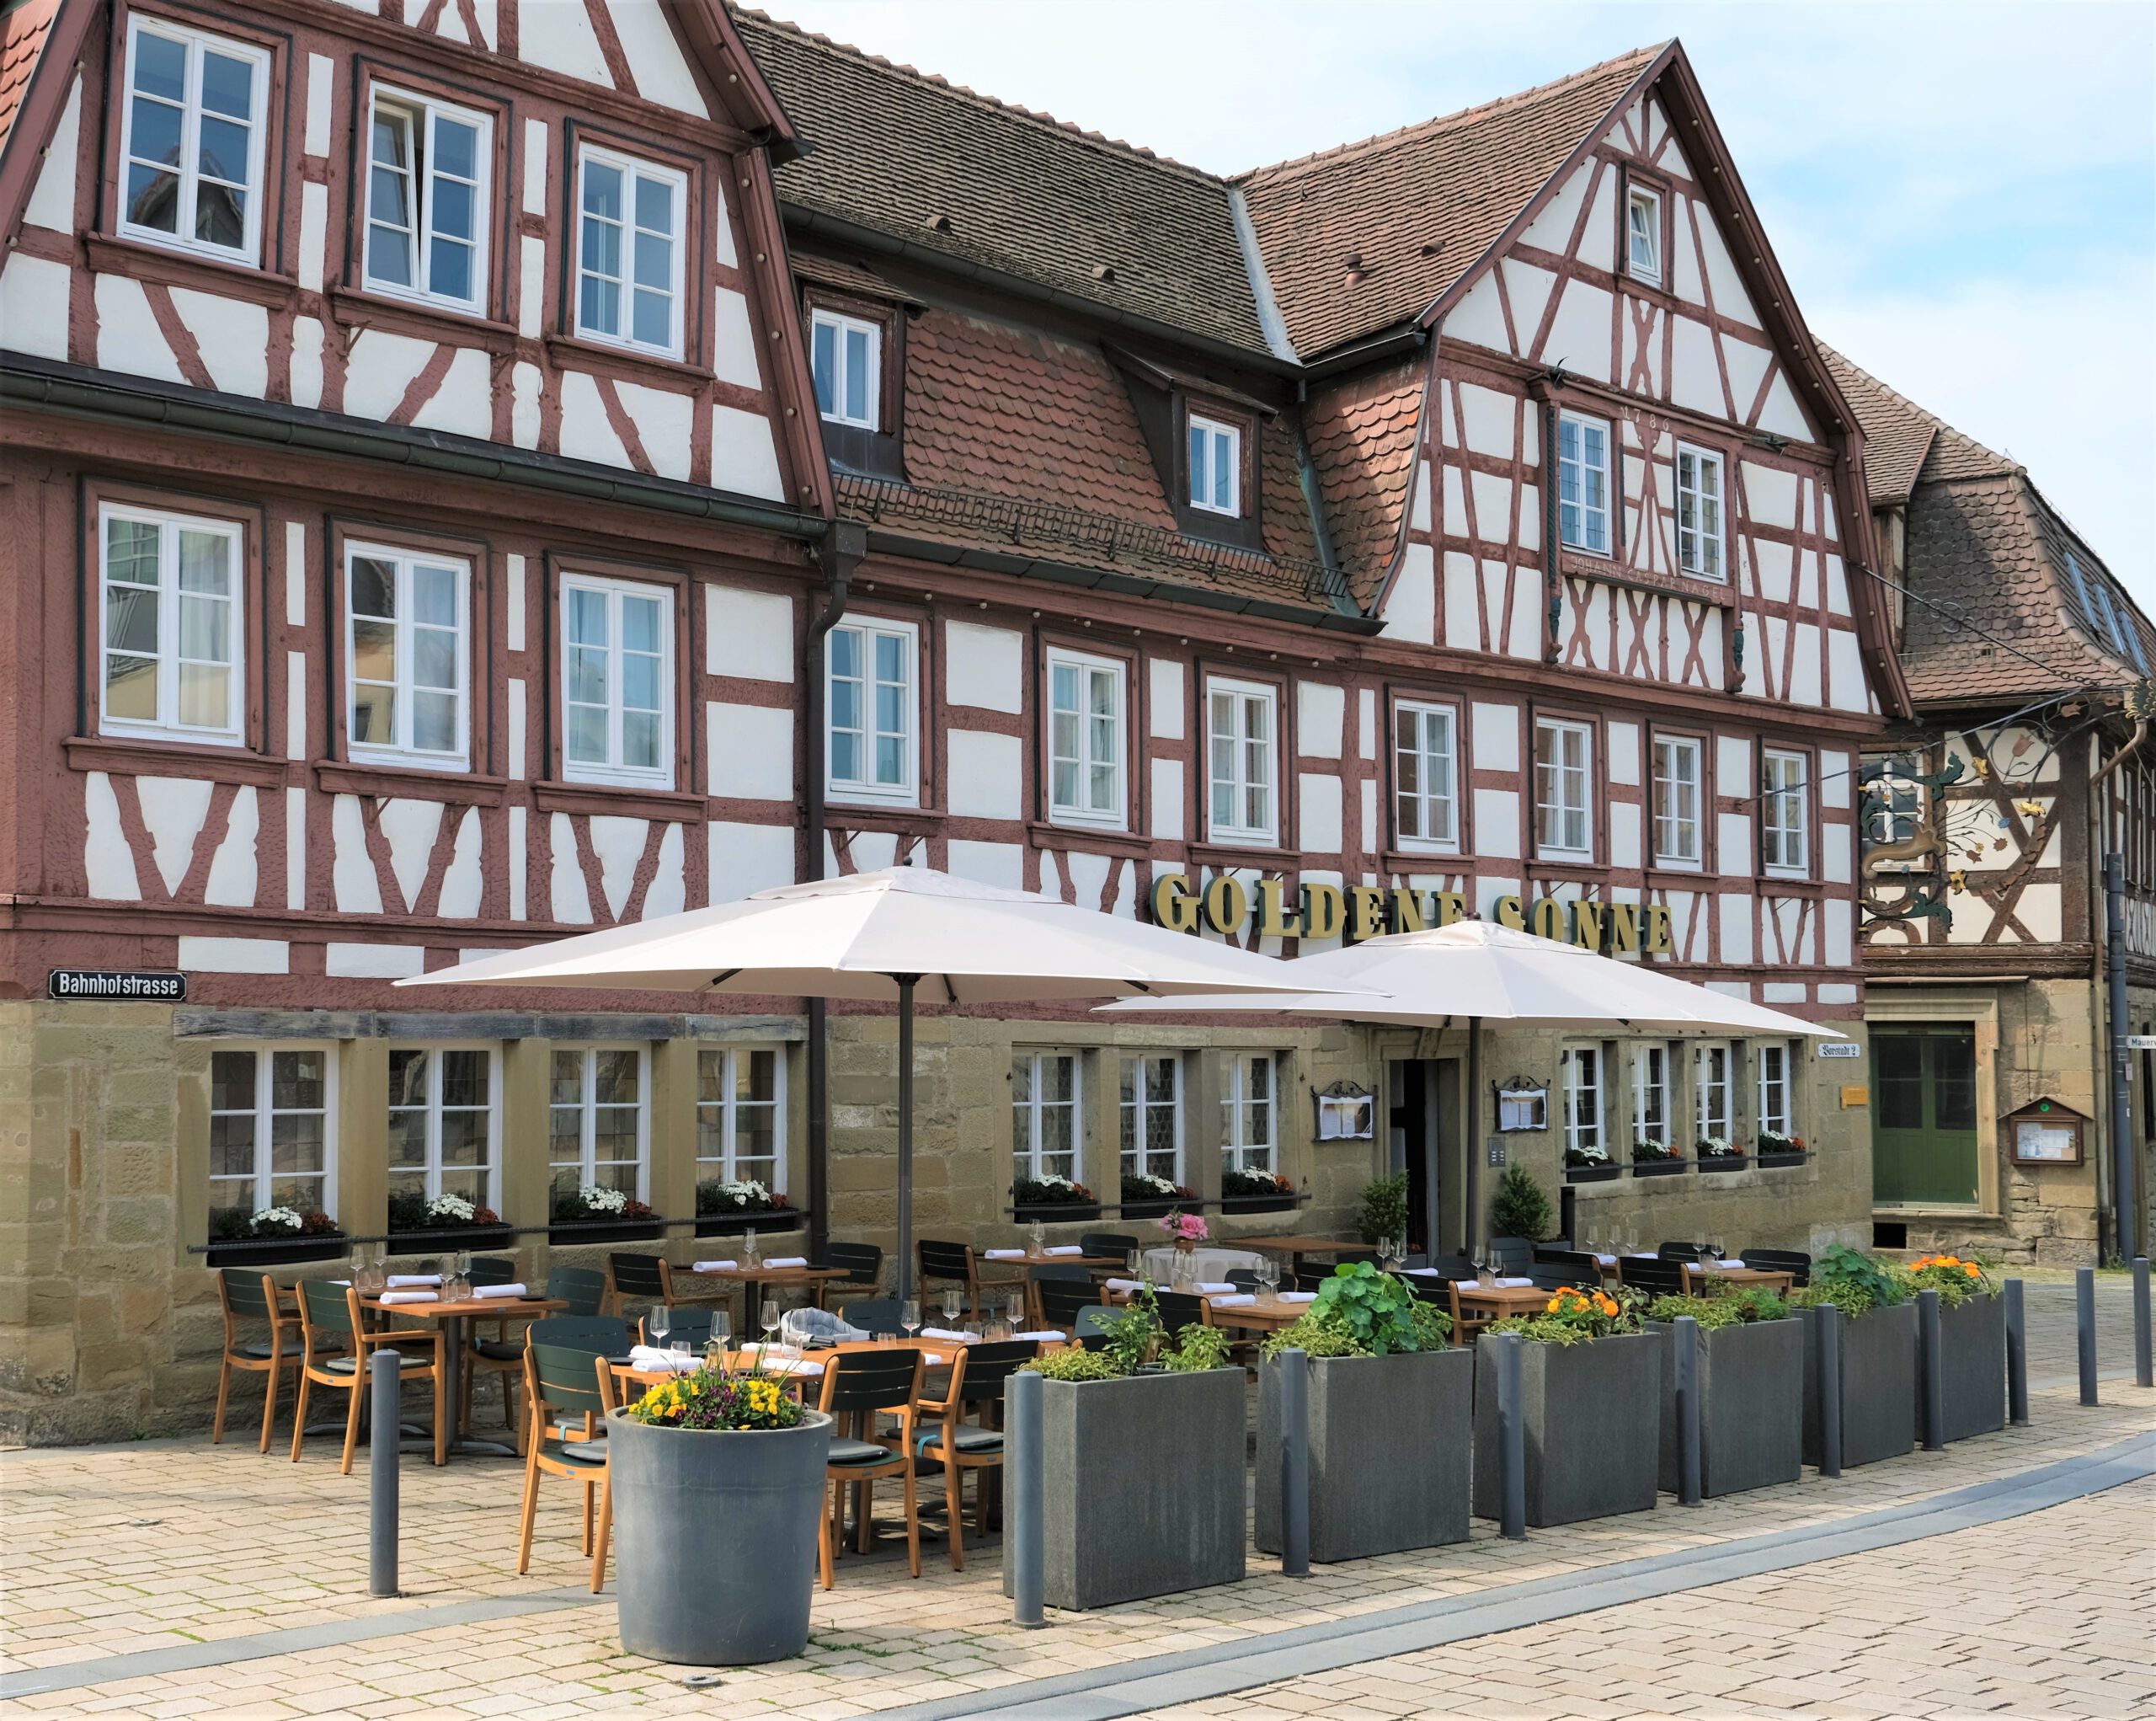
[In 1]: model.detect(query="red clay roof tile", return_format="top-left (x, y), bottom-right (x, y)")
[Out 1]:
top-left (0, 0), bottom-right (59, 166)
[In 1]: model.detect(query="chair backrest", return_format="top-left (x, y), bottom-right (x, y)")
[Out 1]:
top-left (1538, 1248), bottom-right (1601, 1275)
top-left (1035, 1278), bottom-right (1097, 1330)
top-left (467, 1256), bottom-right (518, 1286)
top-left (1430, 1254), bottom-right (1476, 1281)
top-left (1657, 1240), bottom-right (1703, 1262)
top-left (1225, 1269), bottom-right (1260, 1291)
top-left (1404, 1275), bottom-right (1456, 1307)
top-left (652, 1306), bottom-right (720, 1348)
top-left (530, 1341), bottom-right (612, 1422)
top-left (546, 1266), bottom-right (608, 1317)
top-left (527, 1314), bottom-right (631, 1354)
top-left (820, 1347), bottom-right (922, 1414)
top-left (1620, 1257), bottom-right (1687, 1296)
top-left (841, 1297), bottom-right (903, 1334)
top-left (1030, 1262), bottom-right (1091, 1282)
top-left (1487, 1237), bottom-right (1534, 1274)
top-left (1741, 1248), bottom-right (1811, 1285)
top-left (1529, 1265), bottom-right (1598, 1291)
top-left (947, 1339), bottom-right (1038, 1406)
top-left (1400, 1252), bottom-right (1429, 1269)
top-left (1152, 1291), bottom-right (1207, 1332)
top-left (820, 1241), bottom-right (883, 1288)
top-left (297, 1279), bottom-right (355, 1334)
top-left (917, 1240), bottom-right (974, 1286)
top-left (1333, 1248), bottom-right (1380, 1267)
top-left (220, 1268), bottom-right (278, 1322)
top-left (1072, 1305), bottom-right (1118, 1339)
top-left (609, 1253), bottom-right (666, 1299)
top-left (1081, 1232), bottom-right (1140, 1261)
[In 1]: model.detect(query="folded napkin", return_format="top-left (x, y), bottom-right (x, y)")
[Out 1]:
top-left (761, 1256), bottom-right (808, 1269)
top-left (1594, 1253), bottom-right (1618, 1265)
top-left (1044, 1245), bottom-right (1083, 1256)
top-left (1195, 1280), bottom-right (1238, 1295)
top-left (737, 1342), bottom-right (801, 1360)
top-left (1491, 1276), bottom-right (1535, 1289)
top-left (379, 1290), bottom-right (438, 1305)
top-left (1013, 1329), bottom-right (1066, 1342)
top-left (1402, 1267), bottom-right (1444, 1279)
top-left (1104, 1277), bottom-right (1142, 1293)
top-left (1277, 1291), bottom-right (1317, 1304)
top-left (628, 1345), bottom-right (696, 1373)
top-left (387, 1274), bottom-right (441, 1289)
top-left (1705, 1258), bottom-right (1749, 1271)
top-left (471, 1282), bottom-right (527, 1300)
top-left (983, 1248), bottom-right (1027, 1260)
top-left (1209, 1293), bottom-right (1256, 1307)
top-left (746, 1355), bottom-right (823, 1376)
top-left (919, 1326), bottom-right (974, 1343)
top-left (691, 1259), bottom-right (737, 1273)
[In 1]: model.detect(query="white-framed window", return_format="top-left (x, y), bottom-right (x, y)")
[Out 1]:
top-left (1626, 183), bottom-right (1662, 285)
top-left (1394, 700), bottom-right (1459, 849)
top-left (363, 86), bottom-right (490, 313)
top-left (344, 543), bottom-right (469, 767)
top-left (1633, 1042), bottom-right (1672, 1146)
top-left (1695, 1041), bottom-right (1735, 1142)
top-left (810, 308), bottom-right (881, 430)
top-left (1187, 414), bottom-right (1241, 516)
top-left (1220, 1052), bottom-right (1277, 1174)
top-left (825, 618), bottom-right (916, 803)
top-left (1675, 444), bottom-right (1725, 580)
top-left (1207, 677), bottom-right (1278, 844)
top-left (1652, 735), bottom-right (1703, 867)
top-left (387, 1045), bottom-right (497, 1214)
top-left (1046, 649), bottom-right (1125, 826)
top-left (548, 1045), bottom-right (648, 1203)
top-left (1556, 410), bottom-right (1611, 555)
top-left (1119, 1053), bottom-right (1182, 1185)
top-left (209, 1045), bottom-right (335, 1228)
top-left (560, 574), bottom-right (672, 787)
top-left (99, 502), bottom-right (244, 744)
top-left (696, 1045), bottom-right (786, 1190)
top-left (1757, 1041), bottom-right (1795, 1139)
top-left (1012, 1050), bottom-right (1081, 1184)
top-left (1534, 717), bottom-right (1593, 859)
top-left (574, 144), bottom-right (685, 357)
top-left (1564, 1045), bottom-right (1604, 1157)
top-left (1762, 748), bottom-right (1810, 875)
top-left (119, 17), bottom-right (268, 265)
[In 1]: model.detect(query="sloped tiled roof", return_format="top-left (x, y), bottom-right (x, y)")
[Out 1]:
top-left (0, 0), bottom-right (57, 163)
top-left (1236, 48), bottom-right (1661, 359)
top-left (1303, 360), bottom-right (1427, 606)
top-left (1818, 343), bottom-right (1939, 506)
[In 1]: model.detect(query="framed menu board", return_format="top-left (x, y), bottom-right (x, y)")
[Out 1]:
top-left (2007, 1098), bottom-right (2085, 1166)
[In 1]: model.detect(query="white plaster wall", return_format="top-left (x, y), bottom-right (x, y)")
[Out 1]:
top-left (712, 405), bottom-right (786, 500)
top-left (708, 703), bottom-right (793, 799)
top-left (946, 730), bottom-right (1022, 819)
top-left (945, 623), bottom-right (1023, 712)
top-left (83, 774), bottom-right (140, 900)
top-left (709, 819), bottom-right (796, 902)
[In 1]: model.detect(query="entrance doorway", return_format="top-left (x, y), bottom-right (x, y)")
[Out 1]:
top-left (1871, 1024), bottom-right (1980, 1206)
top-left (1388, 1058), bottom-right (1461, 1255)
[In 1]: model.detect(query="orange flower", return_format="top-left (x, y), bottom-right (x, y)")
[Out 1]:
top-left (1965, 1264), bottom-right (1980, 1277)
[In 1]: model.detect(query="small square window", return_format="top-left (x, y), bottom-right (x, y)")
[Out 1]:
top-left (1627, 184), bottom-right (1662, 286)
top-left (1187, 414), bottom-right (1241, 516)
top-left (811, 308), bottom-right (881, 430)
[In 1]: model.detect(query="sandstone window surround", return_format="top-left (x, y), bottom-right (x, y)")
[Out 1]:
top-left (1012, 1049), bottom-right (1084, 1185)
top-left (1563, 1043), bottom-right (1607, 1158)
top-left (1219, 1051), bottom-right (1279, 1176)
top-left (696, 1045), bottom-right (787, 1192)
top-left (1632, 1042), bottom-right (1674, 1146)
top-left (1694, 1040), bottom-right (1737, 1141)
top-left (1757, 1040), bottom-right (1797, 1140)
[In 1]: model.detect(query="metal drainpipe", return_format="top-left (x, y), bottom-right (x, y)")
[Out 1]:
top-left (2095, 718), bottom-right (2149, 1260)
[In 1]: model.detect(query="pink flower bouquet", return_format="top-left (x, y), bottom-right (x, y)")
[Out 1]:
top-left (1158, 1209), bottom-right (1209, 1243)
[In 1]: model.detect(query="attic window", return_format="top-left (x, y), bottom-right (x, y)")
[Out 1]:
top-left (811, 307), bottom-right (881, 431)
top-left (1626, 184), bottom-right (1662, 286)
top-left (1188, 414), bottom-right (1241, 516)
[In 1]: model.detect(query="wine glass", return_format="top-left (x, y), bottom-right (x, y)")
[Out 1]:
top-left (707, 1310), bottom-right (732, 1366)
top-left (648, 1305), bottom-right (671, 1351)
top-left (1028, 1220), bottom-right (1048, 1257)
top-left (1006, 1291), bottom-right (1027, 1330)
top-left (900, 1298), bottom-right (921, 1342)
top-left (1257, 1259), bottom-right (1279, 1301)
top-left (1710, 1237), bottom-right (1727, 1268)
top-left (760, 1299), bottom-right (782, 1351)
top-left (941, 1288), bottom-right (962, 1325)
top-left (744, 1230), bottom-right (762, 1266)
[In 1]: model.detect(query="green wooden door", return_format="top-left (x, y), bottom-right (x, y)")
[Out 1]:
top-left (1871, 1025), bottom-right (1979, 1205)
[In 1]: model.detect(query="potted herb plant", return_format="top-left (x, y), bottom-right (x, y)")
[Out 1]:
top-left (694, 1179), bottom-right (798, 1237)
top-left (548, 1183), bottom-right (662, 1246)
top-left (1564, 1143), bottom-right (1621, 1184)
top-left (386, 1190), bottom-right (514, 1257)
top-left (1119, 1170), bottom-right (1196, 1220)
top-left (206, 1205), bottom-right (346, 1268)
top-left (1630, 1139), bottom-right (1686, 1178)
top-left (1473, 1285), bottom-right (1659, 1527)
top-left (1757, 1131), bottom-right (1807, 1168)
top-left (1644, 1286), bottom-right (1803, 1496)
top-left (1791, 1244), bottom-right (1917, 1467)
top-left (1219, 1167), bottom-right (1298, 1214)
top-left (1902, 1253), bottom-right (2005, 1442)
top-left (1254, 1264), bottom-right (1466, 1561)
top-left (1012, 1173), bottom-right (1099, 1222)
top-left (608, 1361), bottom-right (831, 1664)
top-left (1695, 1136), bottom-right (1747, 1173)
top-left (1005, 1286), bottom-right (1243, 1609)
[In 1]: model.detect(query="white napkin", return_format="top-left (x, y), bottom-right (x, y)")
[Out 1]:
top-left (1044, 1245), bottom-right (1083, 1257)
top-left (1402, 1267), bottom-right (1444, 1279)
top-left (1705, 1259), bottom-right (1749, 1271)
top-left (387, 1274), bottom-right (441, 1289)
top-left (746, 1355), bottom-right (823, 1376)
top-left (628, 1345), bottom-right (696, 1373)
top-left (983, 1248), bottom-right (1026, 1260)
top-left (1209, 1293), bottom-right (1256, 1307)
top-left (1195, 1280), bottom-right (1237, 1295)
top-left (1104, 1277), bottom-right (1142, 1293)
top-left (919, 1326), bottom-right (974, 1343)
top-left (1013, 1329), bottom-right (1066, 1342)
top-left (1594, 1253), bottom-right (1618, 1265)
top-left (1277, 1291), bottom-right (1317, 1304)
top-left (471, 1282), bottom-right (527, 1300)
top-left (379, 1290), bottom-right (438, 1305)
top-left (1491, 1276), bottom-right (1535, 1289)
top-left (1625, 1253), bottom-right (1657, 1260)
top-left (691, 1259), bottom-right (737, 1273)
top-left (761, 1256), bottom-right (808, 1269)
top-left (736, 1342), bottom-right (801, 1360)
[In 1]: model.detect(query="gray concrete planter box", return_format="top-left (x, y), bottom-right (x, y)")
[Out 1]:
top-left (1800, 1301), bottom-right (1918, 1469)
top-left (1648, 1317), bottom-right (1803, 1497)
top-left (1255, 1347), bottom-right (1471, 1563)
top-left (1006, 1368), bottom-right (1246, 1611)
top-left (1923, 1293), bottom-right (2005, 1444)
top-left (1472, 1331), bottom-right (1661, 1527)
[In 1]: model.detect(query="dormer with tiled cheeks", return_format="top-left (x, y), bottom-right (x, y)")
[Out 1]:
top-left (1105, 346), bottom-right (1271, 555)
top-left (798, 254), bottom-right (912, 481)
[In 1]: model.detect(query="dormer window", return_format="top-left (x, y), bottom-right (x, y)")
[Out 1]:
top-left (1187, 414), bottom-right (1241, 516)
top-left (811, 307), bottom-right (882, 430)
top-left (1626, 184), bottom-right (1662, 286)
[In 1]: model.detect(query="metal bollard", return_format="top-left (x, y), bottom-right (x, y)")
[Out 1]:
top-left (1918, 1289), bottom-right (1945, 1452)
top-left (1674, 1315), bottom-right (1702, 1506)
top-left (1006, 1368), bottom-right (1044, 1628)
top-left (1278, 1347), bottom-right (1310, 1578)
top-left (2005, 1278), bottom-right (2029, 1426)
top-left (2134, 1258), bottom-right (2153, 1390)
top-left (1495, 1332), bottom-right (1526, 1540)
top-left (1817, 1303), bottom-right (1843, 1479)
top-left (369, 1349), bottom-right (401, 1598)
top-left (2077, 1266), bottom-right (2099, 1407)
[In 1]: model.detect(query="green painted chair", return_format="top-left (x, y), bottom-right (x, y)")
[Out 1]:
top-left (915, 1339), bottom-right (1038, 1570)
top-left (290, 1281), bottom-right (444, 1472)
top-left (547, 1265), bottom-right (607, 1317)
top-left (606, 1253), bottom-right (665, 1317)
top-left (516, 1343), bottom-right (617, 1592)
top-left (212, 1269), bottom-right (304, 1452)
top-left (814, 1347), bottom-right (925, 1590)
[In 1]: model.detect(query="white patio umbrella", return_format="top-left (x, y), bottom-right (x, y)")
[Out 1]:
top-left (397, 867), bottom-right (1357, 1295)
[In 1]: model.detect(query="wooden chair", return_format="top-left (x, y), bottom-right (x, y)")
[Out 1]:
top-left (918, 1240), bottom-right (1007, 1317)
top-left (815, 1241), bottom-right (884, 1308)
top-left (212, 1269), bottom-right (306, 1451)
top-left (1619, 1256), bottom-right (1688, 1297)
top-left (606, 1253), bottom-right (666, 1317)
top-left (840, 1297), bottom-right (903, 1334)
top-left (290, 1281), bottom-right (445, 1472)
top-left (461, 1266), bottom-right (604, 1440)
top-left (1080, 1232), bottom-right (1140, 1266)
top-left (637, 1306), bottom-right (725, 1350)
top-left (1740, 1247), bottom-right (1811, 1286)
top-left (1035, 1275), bottom-right (1098, 1333)
top-left (515, 1344), bottom-right (617, 1592)
top-left (916, 1339), bottom-right (1037, 1570)
top-left (814, 1347), bottom-right (925, 1590)
top-left (1073, 1306), bottom-right (1118, 1350)
top-left (1151, 1290), bottom-right (1209, 1332)
top-left (654, 1259), bottom-right (733, 1315)
top-left (1657, 1241), bottom-right (1704, 1263)
top-left (467, 1256), bottom-right (519, 1286)
top-left (1487, 1237), bottom-right (1534, 1275)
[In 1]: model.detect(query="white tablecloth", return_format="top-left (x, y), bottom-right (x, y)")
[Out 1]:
top-left (1139, 1246), bottom-right (1267, 1282)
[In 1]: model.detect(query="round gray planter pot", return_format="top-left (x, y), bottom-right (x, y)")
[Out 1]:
top-left (606, 1407), bottom-right (832, 1665)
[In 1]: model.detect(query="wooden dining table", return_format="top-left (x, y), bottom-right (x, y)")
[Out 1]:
top-left (1680, 1264), bottom-right (1797, 1295)
top-left (1231, 1234), bottom-right (1369, 1259)
top-left (681, 1261), bottom-right (852, 1317)
top-left (1100, 1284), bottom-right (1316, 1331)
top-left (361, 1291), bottom-right (567, 1457)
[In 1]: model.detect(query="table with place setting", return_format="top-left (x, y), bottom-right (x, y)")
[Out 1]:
top-left (681, 1253), bottom-right (851, 1319)
top-left (1098, 1276), bottom-right (1319, 1330)
top-left (356, 1270), bottom-right (566, 1458)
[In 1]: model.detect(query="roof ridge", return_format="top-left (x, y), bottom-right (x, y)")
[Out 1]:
top-left (1235, 42), bottom-right (1663, 184)
top-left (1816, 339), bottom-right (2018, 477)
top-left (733, 6), bottom-right (1224, 185)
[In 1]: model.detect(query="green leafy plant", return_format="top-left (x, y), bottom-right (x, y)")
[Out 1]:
top-left (1022, 1348), bottom-right (1121, 1382)
top-left (1262, 1295), bottom-right (1449, 1360)
top-left (1056, 1283), bottom-right (1236, 1377)
top-left (1646, 1286), bottom-right (1791, 1329)
top-left (1355, 1171), bottom-right (1410, 1246)
top-left (1791, 1243), bottom-right (1903, 1319)
top-left (1489, 1163), bottom-right (1553, 1241)
top-left (1163, 1324), bottom-right (1231, 1372)
top-left (1897, 1253), bottom-right (1998, 1307)
top-left (1488, 1283), bottom-right (1643, 1345)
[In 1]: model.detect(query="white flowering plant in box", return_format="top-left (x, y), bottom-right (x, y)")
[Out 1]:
top-left (211, 1203), bottom-right (341, 1243)
top-left (696, 1178), bottom-right (792, 1216)
top-left (1696, 1136), bottom-right (1741, 1160)
top-left (1012, 1172), bottom-right (1095, 1206)
top-left (551, 1182), bottom-right (656, 1224)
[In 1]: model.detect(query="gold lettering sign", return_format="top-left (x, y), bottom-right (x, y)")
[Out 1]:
top-left (1348, 885), bottom-right (1387, 943)
top-left (1495, 895), bottom-right (1527, 931)
top-left (1255, 876), bottom-right (1301, 939)
top-left (1202, 874), bottom-right (1247, 935)
top-left (1150, 871), bottom-right (1199, 933)
top-left (1302, 883), bottom-right (1345, 942)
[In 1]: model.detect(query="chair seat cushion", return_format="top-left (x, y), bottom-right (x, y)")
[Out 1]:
top-left (826, 1436), bottom-right (898, 1466)
top-left (919, 1426), bottom-right (1003, 1456)
top-left (232, 1341), bottom-right (281, 1360)
top-left (546, 1440), bottom-right (609, 1467)
top-left (472, 1339), bottom-right (524, 1361)
top-left (325, 1354), bottom-right (433, 1375)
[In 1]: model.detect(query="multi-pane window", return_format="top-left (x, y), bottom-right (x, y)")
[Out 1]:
top-left (1556, 411), bottom-right (1611, 554)
top-left (1652, 735), bottom-right (1703, 866)
top-left (1187, 414), bottom-right (1241, 516)
top-left (696, 1046), bottom-right (785, 1189)
top-left (1012, 1050), bottom-right (1081, 1183)
top-left (345, 545), bottom-right (467, 765)
top-left (1534, 718), bottom-right (1593, 858)
top-left (1220, 1052), bottom-right (1277, 1174)
top-left (1762, 748), bottom-right (1810, 874)
top-left (1758, 1042), bottom-right (1794, 1138)
top-left (1119, 1054), bottom-right (1182, 1184)
top-left (99, 504), bottom-right (243, 742)
top-left (548, 1046), bottom-right (648, 1201)
top-left (1633, 1043), bottom-right (1672, 1145)
top-left (1564, 1045), bottom-right (1604, 1157)
top-left (208, 1046), bottom-right (333, 1230)
top-left (826, 620), bottom-right (915, 801)
top-left (810, 309), bottom-right (880, 430)
top-left (575, 146), bottom-right (685, 356)
top-left (387, 1046), bottom-right (496, 1212)
top-left (364, 88), bottom-right (489, 311)
top-left (561, 575), bottom-right (670, 786)
top-left (1695, 1042), bottom-right (1735, 1141)
top-left (119, 18), bottom-right (268, 262)
top-left (1626, 184), bottom-right (1662, 284)
top-left (1675, 445), bottom-right (1724, 579)
top-left (1208, 679), bottom-right (1278, 843)
top-left (1047, 650), bottom-right (1123, 826)
top-left (1395, 701), bottom-right (1458, 848)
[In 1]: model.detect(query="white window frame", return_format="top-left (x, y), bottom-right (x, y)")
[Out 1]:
top-left (1206, 676), bottom-right (1278, 846)
top-left (386, 1043), bottom-right (499, 1211)
top-left (1633, 1042), bottom-right (1672, 1146)
top-left (810, 307), bottom-right (882, 431)
top-left (1762, 747), bottom-right (1811, 877)
top-left (1187, 413), bottom-right (1242, 516)
top-left (1652, 735), bottom-right (1704, 868)
top-left (208, 1043), bottom-right (339, 1222)
top-left (1045, 648), bottom-right (1126, 828)
top-left (1695, 1041), bottom-right (1735, 1141)
top-left (97, 501), bottom-right (246, 746)
top-left (1757, 1041), bottom-right (1795, 1140)
top-left (361, 84), bottom-right (492, 314)
top-left (825, 617), bottom-right (918, 805)
top-left (1556, 409), bottom-right (1612, 556)
top-left (117, 16), bottom-right (270, 266)
top-left (1012, 1049), bottom-right (1083, 1184)
top-left (344, 542), bottom-right (471, 769)
top-left (1119, 1052), bottom-right (1183, 1185)
top-left (695, 1045), bottom-right (787, 1193)
top-left (573, 143), bottom-right (686, 359)
top-left (1674, 443), bottom-right (1726, 580)
top-left (1394, 699), bottom-right (1460, 852)
top-left (1626, 183), bottom-right (1662, 286)
top-left (547, 1044), bottom-right (650, 1202)
top-left (1220, 1051), bottom-right (1278, 1175)
top-left (1564, 1045), bottom-right (1604, 1157)
top-left (1534, 717), bottom-right (1594, 861)
top-left (558, 573), bottom-right (674, 788)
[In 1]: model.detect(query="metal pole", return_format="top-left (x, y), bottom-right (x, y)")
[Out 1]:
top-left (2105, 854), bottom-right (2137, 1262)
top-left (2004, 1278), bottom-right (2029, 1426)
top-left (1674, 1314), bottom-right (1702, 1506)
top-left (2077, 1266), bottom-right (2099, 1406)
top-left (1817, 1304), bottom-right (1843, 1478)
top-left (1917, 1289), bottom-right (1945, 1452)
top-left (369, 1349), bottom-right (401, 1598)
top-left (1495, 1330), bottom-right (1525, 1539)
top-left (895, 974), bottom-right (917, 1305)
top-left (1464, 1017), bottom-right (1482, 1259)
top-left (2134, 1258), bottom-right (2153, 1390)
top-left (1278, 1347), bottom-right (1310, 1577)
top-left (1006, 1368), bottom-right (1043, 1627)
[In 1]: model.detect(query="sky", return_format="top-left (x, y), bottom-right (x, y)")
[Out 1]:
top-left (759, 0), bottom-right (2156, 617)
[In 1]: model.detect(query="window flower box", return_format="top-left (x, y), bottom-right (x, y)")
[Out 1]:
top-left (1011, 1175), bottom-right (1100, 1223)
top-left (1630, 1141), bottom-right (1686, 1178)
top-left (1695, 1137), bottom-right (1748, 1174)
top-left (1219, 1169), bottom-right (1297, 1214)
top-left (550, 1185), bottom-right (662, 1247)
top-left (386, 1192), bottom-right (515, 1258)
top-left (1563, 1146), bottom-right (1621, 1184)
top-left (205, 1208), bottom-right (346, 1268)
top-left (694, 1180), bottom-right (802, 1238)
top-left (1756, 1131), bottom-right (1807, 1168)
top-left (1118, 1172), bottom-right (1196, 1219)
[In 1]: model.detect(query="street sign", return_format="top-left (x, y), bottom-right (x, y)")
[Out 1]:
top-left (47, 969), bottom-right (186, 1002)
top-left (1817, 1042), bottom-right (1863, 1059)
top-left (2126, 1034), bottom-right (2156, 1052)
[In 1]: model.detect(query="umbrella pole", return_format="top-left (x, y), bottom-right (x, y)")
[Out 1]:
top-left (895, 974), bottom-right (917, 1303)
top-left (1464, 1016), bottom-right (1481, 1258)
